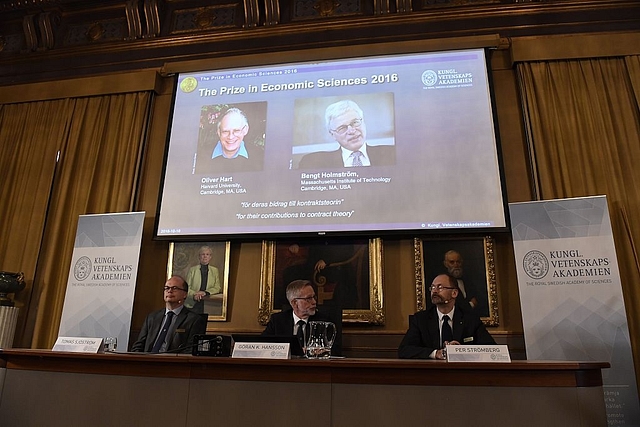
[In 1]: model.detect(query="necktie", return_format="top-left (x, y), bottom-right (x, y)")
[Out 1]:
top-left (151, 311), bottom-right (175, 353)
top-left (441, 315), bottom-right (453, 347)
top-left (296, 320), bottom-right (306, 348)
top-left (351, 151), bottom-right (363, 167)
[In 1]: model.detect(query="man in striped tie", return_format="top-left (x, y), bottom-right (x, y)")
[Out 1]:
top-left (298, 99), bottom-right (396, 169)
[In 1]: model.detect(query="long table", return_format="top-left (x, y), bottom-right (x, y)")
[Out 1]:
top-left (0, 349), bottom-right (608, 426)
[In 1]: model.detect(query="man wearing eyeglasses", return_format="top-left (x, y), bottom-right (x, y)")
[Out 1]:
top-left (262, 280), bottom-right (342, 356)
top-left (398, 273), bottom-right (495, 359)
top-left (298, 99), bottom-right (395, 169)
top-left (205, 107), bottom-right (264, 173)
top-left (131, 275), bottom-right (207, 353)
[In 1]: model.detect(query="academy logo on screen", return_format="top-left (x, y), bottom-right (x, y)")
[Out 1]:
top-left (523, 250), bottom-right (549, 279)
top-left (74, 256), bottom-right (92, 281)
top-left (421, 68), bottom-right (473, 89)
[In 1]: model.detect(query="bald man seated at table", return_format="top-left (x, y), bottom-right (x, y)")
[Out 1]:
top-left (398, 273), bottom-right (495, 359)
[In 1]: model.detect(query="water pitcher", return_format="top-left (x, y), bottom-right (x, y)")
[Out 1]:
top-left (305, 321), bottom-right (336, 359)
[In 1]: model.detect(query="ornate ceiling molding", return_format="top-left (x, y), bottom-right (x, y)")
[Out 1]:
top-left (0, 0), bottom-right (638, 86)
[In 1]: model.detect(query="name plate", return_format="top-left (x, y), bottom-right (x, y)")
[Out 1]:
top-left (231, 342), bottom-right (291, 359)
top-left (446, 344), bottom-right (511, 363)
top-left (52, 337), bottom-right (103, 353)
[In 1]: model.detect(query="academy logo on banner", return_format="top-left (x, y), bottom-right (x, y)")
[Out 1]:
top-left (59, 212), bottom-right (145, 350)
top-left (510, 196), bottom-right (639, 426)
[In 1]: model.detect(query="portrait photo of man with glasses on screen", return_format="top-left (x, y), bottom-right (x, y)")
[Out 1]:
top-left (196, 104), bottom-right (266, 174)
top-left (296, 98), bottom-right (396, 169)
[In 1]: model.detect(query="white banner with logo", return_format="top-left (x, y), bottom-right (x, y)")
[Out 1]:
top-left (510, 196), bottom-right (639, 426)
top-left (58, 212), bottom-right (145, 350)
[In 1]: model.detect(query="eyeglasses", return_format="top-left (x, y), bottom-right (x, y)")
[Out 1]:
top-left (164, 286), bottom-right (187, 292)
top-left (294, 295), bottom-right (317, 302)
top-left (428, 285), bottom-right (456, 291)
top-left (219, 125), bottom-right (247, 138)
top-left (331, 118), bottom-right (363, 135)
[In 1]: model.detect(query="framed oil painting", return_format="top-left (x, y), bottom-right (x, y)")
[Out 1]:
top-left (259, 238), bottom-right (384, 325)
top-left (414, 236), bottom-right (498, 326)
top-left (167, 241), bottom-right (231, 321)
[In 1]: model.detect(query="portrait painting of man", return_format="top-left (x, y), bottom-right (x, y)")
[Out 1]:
top-left (415, 236), bottom-right (498, 325)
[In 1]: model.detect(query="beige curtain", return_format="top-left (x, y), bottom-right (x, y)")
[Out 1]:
top-left (517, 56), bottom-right (640, 382)
top-left (0, 92), bottom-right (152, 348)
top-left (0, 99), bottom-right (75, 345)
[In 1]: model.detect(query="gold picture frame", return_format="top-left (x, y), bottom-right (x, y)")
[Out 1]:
top-left (259, 238), bottom-right (384, 325)
top-left (167, 241), bottom-right (231, 321)
top-left (414, 236), bottom-right (498, 326)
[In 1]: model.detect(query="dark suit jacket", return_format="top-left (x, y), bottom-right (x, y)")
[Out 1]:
top-left (298, 144), bottom-right (396, 169)
top-left (131, 307), bottom-right (206, 353)
top-left (398, 304), bottom-right (495, 359)
top-left (261, 309), bottom-right (342, 356)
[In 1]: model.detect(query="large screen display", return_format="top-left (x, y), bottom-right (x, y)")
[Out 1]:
top-left (156, 47), bottom-right (507, 238)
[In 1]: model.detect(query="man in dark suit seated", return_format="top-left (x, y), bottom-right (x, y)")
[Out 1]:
top-left (131, 275), bottom-right (207, 354)
top-left (398, 273), bottom-right (495, 359)
top-left (262, 279), bottom-right (342, 356)
top-left (298, 99), bottom-right (395, 169)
